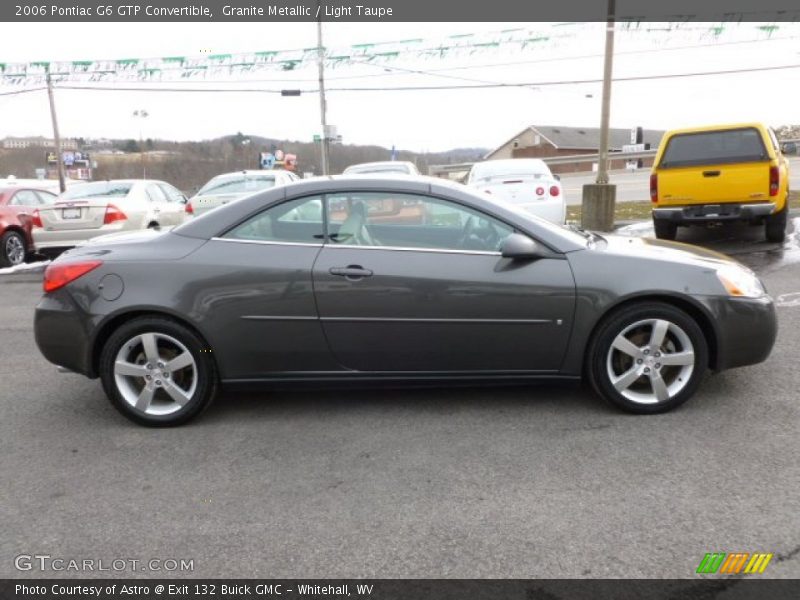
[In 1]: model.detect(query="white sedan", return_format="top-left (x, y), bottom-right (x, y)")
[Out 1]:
top-left (466, 159), bottom-right (565, 224)
top-left (33, 179), bottom-right (188, 257)
top-left (187, 170), bottom-right (299, 217)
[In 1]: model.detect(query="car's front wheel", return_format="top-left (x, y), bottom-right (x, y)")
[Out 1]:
top-left (99, 317), bottom-right (217, 426)
top-left (0, 230), bottom-right (26, 268)
top-left (587, 302), bottom-right (708, 414)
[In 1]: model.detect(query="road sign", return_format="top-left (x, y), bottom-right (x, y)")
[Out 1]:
top-left (313, 135), bottom-right (322, 142)
top-left (622, 143), bottom-right (647, 153)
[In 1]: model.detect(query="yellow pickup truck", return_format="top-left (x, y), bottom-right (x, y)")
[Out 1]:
top-left (650, 123), bottom-right (789, 242)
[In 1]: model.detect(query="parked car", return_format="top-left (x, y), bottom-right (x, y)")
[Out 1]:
top-left (187, 170), bottom-right (299, 217)
top-left (0, 186), bottom-right (56, 267)
top-left (466, 159), bottom-right (565, 224)
top-left (32, 179), bottom-right (188, 257)
top-left (34, 176), bottom-right (776, 426)
top-left (650, 123), bottom-right (790, 242)
top-left (343, 161), bottom-right (420, 176)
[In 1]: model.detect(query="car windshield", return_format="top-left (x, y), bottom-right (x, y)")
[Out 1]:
top-left (198, 174), bottom-right (277, 195)
top-left (470, 161), bottom-right (551, 179)
top-left (345, 164), bottom-right (411, 174)
top-left (60, 181), bottom-right (133, 200)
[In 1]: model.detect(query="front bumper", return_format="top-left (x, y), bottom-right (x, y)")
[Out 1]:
top-left (705, 295), bottom-right (777, 371)
top-left (653, 202), bottom-right (776, 224)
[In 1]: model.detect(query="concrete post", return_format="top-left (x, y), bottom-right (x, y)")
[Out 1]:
top-left (581, 183), bottom-right (616, 232)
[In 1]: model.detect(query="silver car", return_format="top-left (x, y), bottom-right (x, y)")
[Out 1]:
top-left (33, 179), bottom-right (188, 256)
top-left (188, 170), bottom-right (299, 217)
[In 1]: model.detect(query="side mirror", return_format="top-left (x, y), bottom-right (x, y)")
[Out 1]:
top-left (500, 233), bottom-right (543, 259)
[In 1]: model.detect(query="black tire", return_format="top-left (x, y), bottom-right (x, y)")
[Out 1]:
top-left (653, 219), bottom-right (677, 241)
top-left (765, 205), bottom-right (787, 243)
top-left (99, 316), bottom-right (218, 426)
top-left (587, 302), bottom-right (708, 414)
top-left (0, 230), bottom-right (26, 268)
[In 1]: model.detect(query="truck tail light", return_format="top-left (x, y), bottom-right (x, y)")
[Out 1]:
top-left (43, 260), bottom-right (103, 293)
top-left (32, 209), bottom-right (43, 228)
top-left (103, 204), bottom-right (127, 225)
top-left (769, 166), bottom-right (779, 197)
top-left (650, 173), bottom-right (658, 203)
top-left (185, 201), bottom-right (194, 214)
top-left (549, 185), bottom-right (560, 197)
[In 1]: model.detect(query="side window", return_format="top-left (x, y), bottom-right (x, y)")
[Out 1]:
top-left (159, 184), bottom-right (184, 203)
top-left (223, 196), bottom-right (323, 244)
top-left (146, 185), bottom-right (168, 203)
top-left (10, 190), bottom-right (39, 206)
top-left (325, 192), bottom-right (513, 252)
top-left (35, 191), bottom-right (57, 205)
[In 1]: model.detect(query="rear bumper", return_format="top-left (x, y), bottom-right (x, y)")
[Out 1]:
top-left (34, 290), bottom-right (95, 377)
top-left (653, 202), bottom-right (776, 224)
top-left (33, 223), bottom-right (127, 251)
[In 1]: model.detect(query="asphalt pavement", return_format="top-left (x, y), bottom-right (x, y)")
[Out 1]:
top-left (1, 221), bottom-right (799, 579)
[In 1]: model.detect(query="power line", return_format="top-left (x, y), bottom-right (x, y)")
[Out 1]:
top-left (0, 86), bottom-right (46, 96)
top-left (51, 62), bottom-right (800, 94)
top-left (51, 34), bottom-right (798, 86)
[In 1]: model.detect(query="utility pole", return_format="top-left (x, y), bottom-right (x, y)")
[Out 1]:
top-left (316, 2), bottom-right (330, 176)
top-left (581, 0), bottom-right (617, 231)
top-left (45, 72), bottom-right (66, 193)
top-left (133, 109), bottom-right (148, 179)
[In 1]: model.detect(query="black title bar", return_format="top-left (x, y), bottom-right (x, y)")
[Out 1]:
top-left (4, 0), bottom-right (800, 22)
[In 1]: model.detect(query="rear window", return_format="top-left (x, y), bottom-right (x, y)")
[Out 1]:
top-left (60, 181), bottom-right (133, 200)
top-left (470, 160), bottom-right (552, 180)
top-left (344, 164), bottom-right (412, 175)
top-left (198, 174), bottom-right (276, 195)
top-left (660, 128), bottom-right (768, 168)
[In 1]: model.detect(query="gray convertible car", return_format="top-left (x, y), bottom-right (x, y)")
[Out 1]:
top-left (34, 176), bottom-right (777, 426)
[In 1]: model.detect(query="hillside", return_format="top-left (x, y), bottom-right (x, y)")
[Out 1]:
top-left (0, 135), bottom-right (489, 193)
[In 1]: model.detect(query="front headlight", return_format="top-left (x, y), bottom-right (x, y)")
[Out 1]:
top-left (716, 265), bottom-right (765, 298)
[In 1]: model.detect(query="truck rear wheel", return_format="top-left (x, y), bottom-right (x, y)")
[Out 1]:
top-left (653, 219), bottom-right (677, 241)
top-left (765, 206), bottom-right (787, 243)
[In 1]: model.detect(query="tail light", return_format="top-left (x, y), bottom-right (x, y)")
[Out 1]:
top-left (650, 173), bottom-right (658, 203)
top-left (769, 166), bottom-right (779, 197)
top-left (549, 185), bottom-right (560, 197)
top-left (31, 209), bottom-right (43, 228)
top-left (43, 260), bottom-right (103, 293)
top-left (535, 186), bottom-right (545, 196)
top-left (185, 201), bottom-right (194, 214)
top-left (103, 204), bottom-right (127, 225)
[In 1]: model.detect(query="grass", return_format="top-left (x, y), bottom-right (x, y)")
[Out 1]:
top-left (567, 191), bottom-right (800, 223)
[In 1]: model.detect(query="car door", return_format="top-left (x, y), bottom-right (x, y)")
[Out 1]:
top-left (144, 183), bottom-right (173, 226)
top-left (184, 195), bottom-right (338, 379)
top-left (312, 191), bottom-right (576, 373)
top-left (158, 183), bottom-right (188, 225)
top-left (7, 189), bottom-right (40, 227)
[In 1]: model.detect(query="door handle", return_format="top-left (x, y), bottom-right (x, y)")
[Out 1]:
top-left (329, 265), bottom-right (373, 279)
top-left (702, 170), bottom-right (721, 177)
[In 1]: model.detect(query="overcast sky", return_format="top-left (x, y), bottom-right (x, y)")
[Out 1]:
top-left (1, 21), bottom-right (799, 152)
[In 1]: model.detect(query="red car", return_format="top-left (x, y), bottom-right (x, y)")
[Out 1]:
top-left (0, 186), bottom-right (57, 267)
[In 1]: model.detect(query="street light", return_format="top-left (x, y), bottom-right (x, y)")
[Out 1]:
top-left (132, 109), bottom-right (149, 179)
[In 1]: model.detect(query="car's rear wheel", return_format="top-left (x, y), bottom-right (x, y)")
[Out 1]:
top-left (1, 230), bottom-right (26, 268)
top-left (653, 219), bottom-right (677, 240)
top-left (588, 302), bottom-right (708, 414)
top-left (99, 317), bottom-right (217, 426)
top-left (765, 205), bottom-right (787, 243)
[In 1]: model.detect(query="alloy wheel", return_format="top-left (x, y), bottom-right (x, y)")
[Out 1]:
top-left (605, 318), bottom-right (695, 405)
top-left (113, 332), bottom-right (197, 416)
top-left (5, 234), bottom-right (25, 266)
